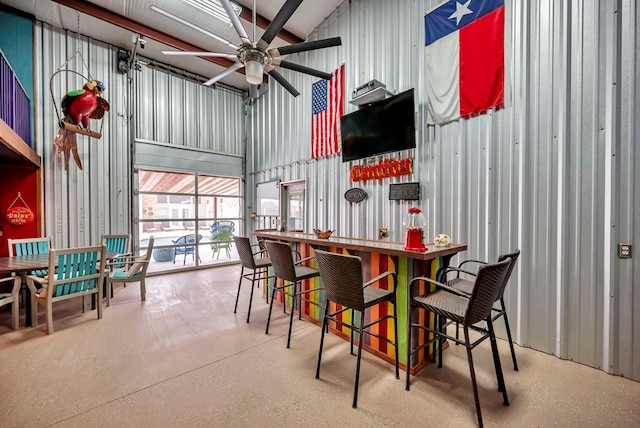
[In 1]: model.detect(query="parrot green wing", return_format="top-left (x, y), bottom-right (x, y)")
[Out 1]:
top-left (66, 89), bottom-right (85, 97)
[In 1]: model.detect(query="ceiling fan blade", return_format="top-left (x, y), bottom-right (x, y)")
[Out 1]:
top-left (266, 68), bottom-right (300, 97)
top-left (161, 51), bottom-right (238, 60)
top-left (256, 0), bottom-right (304, 51)
top-left (249, 84), bottom-right (260, 99)
top-left (150, 5), bottom-right (239, 50)
top-left (268, 37), bottom-right (342, 57)
top-left (272, 59), bottom-right (333, 80)
top-left (220, 0), bottom-right (251, 46)
top-left (204, 62), bottom-right (245, 86)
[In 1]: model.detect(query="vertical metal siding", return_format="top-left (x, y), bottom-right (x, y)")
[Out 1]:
top-left (34, 23), bottom-right (131, 249)
top-left (246, 0), bottom-right (639, 381)
top-left (133, 64), bottom-right (244, 155)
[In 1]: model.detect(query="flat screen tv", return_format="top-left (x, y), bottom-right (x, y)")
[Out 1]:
top-left (341, 88), bottom-right (416, 162)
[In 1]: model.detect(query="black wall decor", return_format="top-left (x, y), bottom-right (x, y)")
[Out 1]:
top-left (389, 182), bottom-right (420, 200)
top-left (344, 187), bottom-right (367, 203)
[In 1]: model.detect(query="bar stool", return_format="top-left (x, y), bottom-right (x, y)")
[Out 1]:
top-left (406, 258), bottom-right (511, 427)
top-left (313, 249), bottom-right (399, 409)
top-left (438, 249), bottom-right (520, 371)
top-left (264, 240), bottom-right (321, 348)
top-left (233, 236), bottom-right (272, 323)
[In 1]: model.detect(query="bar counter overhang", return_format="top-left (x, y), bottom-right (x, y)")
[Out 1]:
top-left (251, 230), bottom-right (467, 373)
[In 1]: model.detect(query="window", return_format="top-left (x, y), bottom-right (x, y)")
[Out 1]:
top-left (138, 169), bottom-right (242, 271)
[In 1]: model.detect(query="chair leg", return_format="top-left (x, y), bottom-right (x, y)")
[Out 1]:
top-left (11, 299), bottom-right (19, 330)
top-left (438, 315), bottom-right (444, 368)
top-left (350, 309), bottom-right (355, 356)
top-left (263, 268), bottom-right (269, 304)
top-left (45, 299), bottom-right (54, 335)
top-left (463, 327), bottom-right (484, 428)
top-left (286, 281), bottom-right (298, 348)
top-left (97, 288), bottom-right (103, 319)
top-left (106, 279), bottom-right (111, 307)
top-left (392, 297), bottom-right (399, 379)
top-left (487, 318), bottom-right (509, 403)
top-left (234, 267), bottom-right (245, 314)
top-left (31, 293), bottom-right (38, 327)
top-left (500, 298), bottom-right (519, 371)
top-left (315, 302), bottom-right (329, 379)
top-left (265, 278), bottom-right (278, 334)
top-left (298, 282), bottom-right (303, 321)
top-left (406, 303), bottom-right (414, 391)
top-left (140, 278), bottom-right (146, 302)
top-left (247, 270), bottom-right (256, 323)
top-left (352, 311), bottom-right (366, 409)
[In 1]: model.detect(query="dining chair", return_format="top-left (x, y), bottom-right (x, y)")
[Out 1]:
top-left (101, 234), bottom-right (132, 300)
top-left (172, 234), bottom-right (202, 265)
top-left (0, 275), bottom-right (22, 329)
top-left (313, 249), bottom-right (399, 409)
top-left (7, 237), bottom-right (53, 317)
top-left (26, 245), bottom-right (106, 335)
top-left (437, 249), bottom-right (521, 370)
top-left (106, 237), bottom-right (154, 305)
top-left (233, 236), bottom-right (272, 323)
top-left (101, 234), bottom-right (131, 271)
top-left (8, 236), bottom-right (52, 276)
top-left (406, 258), bottom-right (512, 428)
top-left (264, 240), bottom-right (322, 348)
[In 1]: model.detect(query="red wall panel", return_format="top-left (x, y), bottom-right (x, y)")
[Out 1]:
top-left (0, 166), bottom-right (39, 257)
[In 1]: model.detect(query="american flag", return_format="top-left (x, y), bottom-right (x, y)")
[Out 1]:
top-left (311, 64), bottom-right (345, 159)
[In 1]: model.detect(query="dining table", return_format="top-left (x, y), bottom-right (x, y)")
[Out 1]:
top-left (0, 251), bottom-right (117, 327)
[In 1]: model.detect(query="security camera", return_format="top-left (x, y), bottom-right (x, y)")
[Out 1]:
top-left (139, 38), bottom-right (146, 49)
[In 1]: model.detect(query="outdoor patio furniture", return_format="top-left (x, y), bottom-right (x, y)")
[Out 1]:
top-left (173, 234), bottom-right (202, 265)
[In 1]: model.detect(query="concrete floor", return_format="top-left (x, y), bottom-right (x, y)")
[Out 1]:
top-left (1, 265), bottom-right (639, 427)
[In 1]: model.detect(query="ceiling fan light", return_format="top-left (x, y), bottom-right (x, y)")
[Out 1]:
top-left (245, 60), bottom-right (264, 84)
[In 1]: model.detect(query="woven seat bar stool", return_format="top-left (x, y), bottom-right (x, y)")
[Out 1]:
top-left (406, 258), bottom-right (511, 428)
top-left (437, 249), bottom-right (520, 371)
top-left (264, 240), bottom-right (321, 348)
top-left (314, 249), bottom-right (399, 409)
top-left (233, 236), bottom-right (272, 323)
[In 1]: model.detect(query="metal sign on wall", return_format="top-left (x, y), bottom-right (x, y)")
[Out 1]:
top-left (389, 182), bottom-right (420, 200)
top-left (344, 188), bottom-right (367, 203)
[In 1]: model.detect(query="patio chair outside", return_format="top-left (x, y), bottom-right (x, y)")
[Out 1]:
top-left (173, 234), bottom-right (202, 265)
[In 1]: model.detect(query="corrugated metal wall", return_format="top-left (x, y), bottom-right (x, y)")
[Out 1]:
top-left (134, 64), bottom-right (245, 156)
top-left (34, 23), bottom-right (131, 248)
top-left (247, 0), bottom-right (639, 381)
top-left (34, 24), bottom-right (247, 254)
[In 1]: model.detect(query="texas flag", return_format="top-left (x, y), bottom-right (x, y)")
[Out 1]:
top-left (424, 0), bottom-right (504, 125)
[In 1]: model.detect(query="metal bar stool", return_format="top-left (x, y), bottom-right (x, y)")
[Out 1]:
top-left (233, 236), bottom-right (272, 323)
top-left (406, 258), bottom-right (512, 428)
top-left (437, 249), bottom-right (521, 371)
top-left (264, 240), bottom-right (321, 348)
top-left (313, 249), bottom-right (399, 409)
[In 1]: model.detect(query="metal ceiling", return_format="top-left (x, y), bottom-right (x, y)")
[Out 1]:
top-left (0, 0), bottom-right (344, 91)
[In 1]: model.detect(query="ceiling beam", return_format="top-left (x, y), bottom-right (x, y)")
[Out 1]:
top-left (237, 6), bottom-right (303, 45)
top-left (50, 0), bottom-right (239, 72)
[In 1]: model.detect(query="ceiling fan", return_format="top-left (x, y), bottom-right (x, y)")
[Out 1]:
top-left (150, 0), bottom-right (342, 97)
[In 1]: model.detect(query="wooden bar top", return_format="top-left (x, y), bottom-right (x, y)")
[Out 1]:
top-left (251, 230), bottom-right (466, 261)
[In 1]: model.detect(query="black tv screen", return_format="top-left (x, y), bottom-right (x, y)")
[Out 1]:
top-left (341, 88), bottom-right (416, 162)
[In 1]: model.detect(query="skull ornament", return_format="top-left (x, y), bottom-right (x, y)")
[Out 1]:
top-left (434, 234), bottom-right (451, 247)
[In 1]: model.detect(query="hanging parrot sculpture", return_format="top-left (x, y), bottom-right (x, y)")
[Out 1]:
top-left (53, 79), bottom-right (110, 170)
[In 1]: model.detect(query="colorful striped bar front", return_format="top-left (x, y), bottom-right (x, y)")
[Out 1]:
top-left (253, 231), bottom-right (467, 373)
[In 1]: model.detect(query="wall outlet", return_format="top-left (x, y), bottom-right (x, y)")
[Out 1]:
top-left (618, 243), bottom-right (632, 259)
